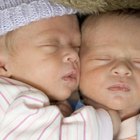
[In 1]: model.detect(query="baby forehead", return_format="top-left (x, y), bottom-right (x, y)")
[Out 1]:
top-left (81, 13), bottom-right (140, 45)
top-left (82, 11), bottom-right (140, 32)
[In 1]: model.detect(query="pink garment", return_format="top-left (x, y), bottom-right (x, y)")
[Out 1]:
top-left (0, 77), bottom-right (113, 140)
top-left (116, 115), bottom-right (138, 140)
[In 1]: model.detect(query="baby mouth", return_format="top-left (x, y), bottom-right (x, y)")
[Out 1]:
top-left (62, 71), bottom-right (78, 82)
top-left (107, 84), bottom-right (130, 92)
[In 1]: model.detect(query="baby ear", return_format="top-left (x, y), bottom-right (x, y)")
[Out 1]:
top-left (0, 57), bottom-right (11, 78)
top-left (0, 35), bottom-right (12, 77)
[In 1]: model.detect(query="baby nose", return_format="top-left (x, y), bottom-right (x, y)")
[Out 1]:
top-left (63, 49), bottom-right (79, 64)
top-left (111, 62), bottom-right (132, 77)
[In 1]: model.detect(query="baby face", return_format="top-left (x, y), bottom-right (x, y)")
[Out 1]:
top-left (6, 15), bottom-right (80, 101)
top-left (80, 14), bottom-right (140, 112)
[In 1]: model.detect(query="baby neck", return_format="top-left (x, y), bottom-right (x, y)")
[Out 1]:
top-left (119, 107), bottom-right (139, 121)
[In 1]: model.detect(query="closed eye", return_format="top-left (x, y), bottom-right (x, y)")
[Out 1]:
top-left (94, 56), bottom-right (111, 61)
top-left (95, 58), bottom-right (111, 61)
top-left (133, 61), bottom-right (140, 66)
top-left (132, 59), bottom-right (140, 67)
top-left (40, 45), bottom-right (58, 53)
top-left (133, 58), bottom-right (140, 63)
top-left (88, 57), bottom-right (112, 66)
top-left (133, 61), bottom-right (140, 63)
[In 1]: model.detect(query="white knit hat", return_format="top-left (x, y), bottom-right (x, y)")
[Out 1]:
top-left (0, 0), bottom-right (77, 36)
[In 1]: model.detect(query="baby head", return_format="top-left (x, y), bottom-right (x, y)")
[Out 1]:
top-left (0, 0), bottom-right (80, 101)
top-left (80, 10), bottom-right (140, 118)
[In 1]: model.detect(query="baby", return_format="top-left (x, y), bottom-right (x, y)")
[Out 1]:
top-left (80, 10), bottom-right (140, 139)
top-left (0, 0), bottom-right (119, 139)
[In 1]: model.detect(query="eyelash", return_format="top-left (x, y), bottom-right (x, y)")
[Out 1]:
top-left (95, 58), bottom-right (110, 61)
top-left (133, 60), bottom-right (140, 67)
top-left (133, 60), bottom-right (140, 63)
top-left (40, 45), bottom-right (58, 53)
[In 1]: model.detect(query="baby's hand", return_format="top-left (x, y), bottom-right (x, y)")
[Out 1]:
top-left (56, 101), bottom-right (73, 117)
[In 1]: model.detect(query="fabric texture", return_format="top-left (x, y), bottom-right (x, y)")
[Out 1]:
top-left (137, 115), bottom-right (140, 140)
top-left (68, 99), bottom-right (84, 110)
top-left (116, 115), bottom-right (138, 140)
top-left (0, 77), bottom-right (113, 140)
top-left (52, 0), bottom-right (140, 14)
top-left (0, 0), bottom-right (76, 36)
